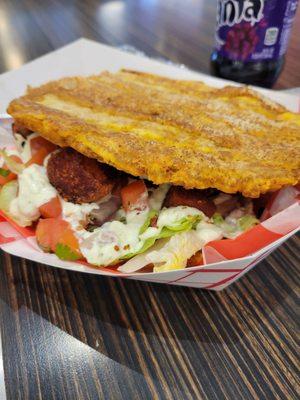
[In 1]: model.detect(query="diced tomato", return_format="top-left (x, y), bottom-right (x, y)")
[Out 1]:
top-left (26, 137), bottom-right (57, 167)
top-left (0, 166), bottom-right (16, 185)
top-left (9, 155), bottom-right (22, 163)
top-left (0, 155), bottom-right (22, 185)
top-left (36, 218), bottom-right (65, 252)
top-left (39, 196), bottom-right (62, 218)
top-left (26, 148), bottom-right (50, 167)
top-left (59, 226), bottom-right (82, 256)
top-left (30, 136), bottom-right (57, 155)
top-left (121, 180), bottom-right (148, 211)
top-left (36, 218), bottom-right (82, 258)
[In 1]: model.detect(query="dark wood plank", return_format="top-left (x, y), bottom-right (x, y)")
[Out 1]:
top-left (0, 235), bottom-right (299, 400)
top-left (0, 0), bottom-right (299, 87)
top-left (0, 1), bottom-right (299, 399)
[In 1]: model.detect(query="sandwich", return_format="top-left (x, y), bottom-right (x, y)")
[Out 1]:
top-left (0, 70), bottom-right (299, 273)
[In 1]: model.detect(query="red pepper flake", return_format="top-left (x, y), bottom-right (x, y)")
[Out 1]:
top-left (114, 245), bottom-right (120, 251)
top-left (123, 244), bottom-right (130, 250)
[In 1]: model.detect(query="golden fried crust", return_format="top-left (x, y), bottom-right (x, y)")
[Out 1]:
top-left (7, 70), bottom-right (300, 197)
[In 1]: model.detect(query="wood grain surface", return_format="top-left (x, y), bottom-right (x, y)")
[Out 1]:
top-left (0, 1), bottom-right (299, 399)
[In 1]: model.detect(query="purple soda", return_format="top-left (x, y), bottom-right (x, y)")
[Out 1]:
top-left (211, 0), bottom-right (299, 87)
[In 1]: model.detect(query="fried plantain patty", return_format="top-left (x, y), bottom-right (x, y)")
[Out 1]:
top-left (47, 148), bottom-right (122, 204)
top-left (8, 70), bottom-right (300, 197)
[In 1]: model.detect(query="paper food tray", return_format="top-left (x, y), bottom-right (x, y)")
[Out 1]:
top-left (0, 39), bottom-right (299, 290)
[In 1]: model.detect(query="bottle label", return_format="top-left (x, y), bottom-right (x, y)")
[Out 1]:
top-left (215, 0), bottom-right (298, 61)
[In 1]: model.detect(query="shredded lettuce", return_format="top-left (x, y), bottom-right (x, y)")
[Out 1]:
top-left (164, 215), bottom-right (201, 232)
top-left (55, 244), bottom-right (81, 261)
top-left (238, 215), bottom-right (259, 231)
top-left (0, 149), bottom-right (24, 174)
top-left (139, 210), bottom-right (158, 234)
top-left (212, 212), bottom-right (235, 236)
top-left (212, 212), bottom-right (258, 238)
top-left (0, 168), bottom-right (10, 177)
top-left (151, 231), bottom-right (204, 273)
top-left (0, 180), bottom-right (18, 215)
top-left (123, 237), bottom-right (157, 259)
top-left (119, 230), bottom-right (203, 273)
top-left (122, 214), bottom-right (202, 260)
top-left (0, 180), bottom-right (32, 226)
top-left (119, 219), bottom-right (223, 273)
top-left (212, 213), bottom-right (224, 225)
top-left (195, 221), bottom-right (223, 243)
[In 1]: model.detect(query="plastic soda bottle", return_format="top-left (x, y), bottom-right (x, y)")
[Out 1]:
top-left (211, 0), bottom-right (299, 87)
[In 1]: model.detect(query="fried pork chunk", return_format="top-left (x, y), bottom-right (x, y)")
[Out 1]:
top-left (47, 148), bottom-right (123, 204)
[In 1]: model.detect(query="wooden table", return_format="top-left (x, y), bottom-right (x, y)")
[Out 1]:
top-left (0, 1), bottom-right (299, 399)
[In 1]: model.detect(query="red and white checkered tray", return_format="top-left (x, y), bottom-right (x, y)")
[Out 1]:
top-left (0, 39), bottom-right (299, 290)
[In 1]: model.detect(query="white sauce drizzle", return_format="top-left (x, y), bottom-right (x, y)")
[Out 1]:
top-left (1, 132), bottom-right (252, 269)
top-left (9, 164), bottom-right (57, 226)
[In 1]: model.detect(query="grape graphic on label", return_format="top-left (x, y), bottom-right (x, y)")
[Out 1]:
top-left (224, 22), bottom-right (259, 60)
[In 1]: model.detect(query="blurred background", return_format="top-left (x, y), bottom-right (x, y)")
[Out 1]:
top-left (0, 0), bottom-right (299, 88)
